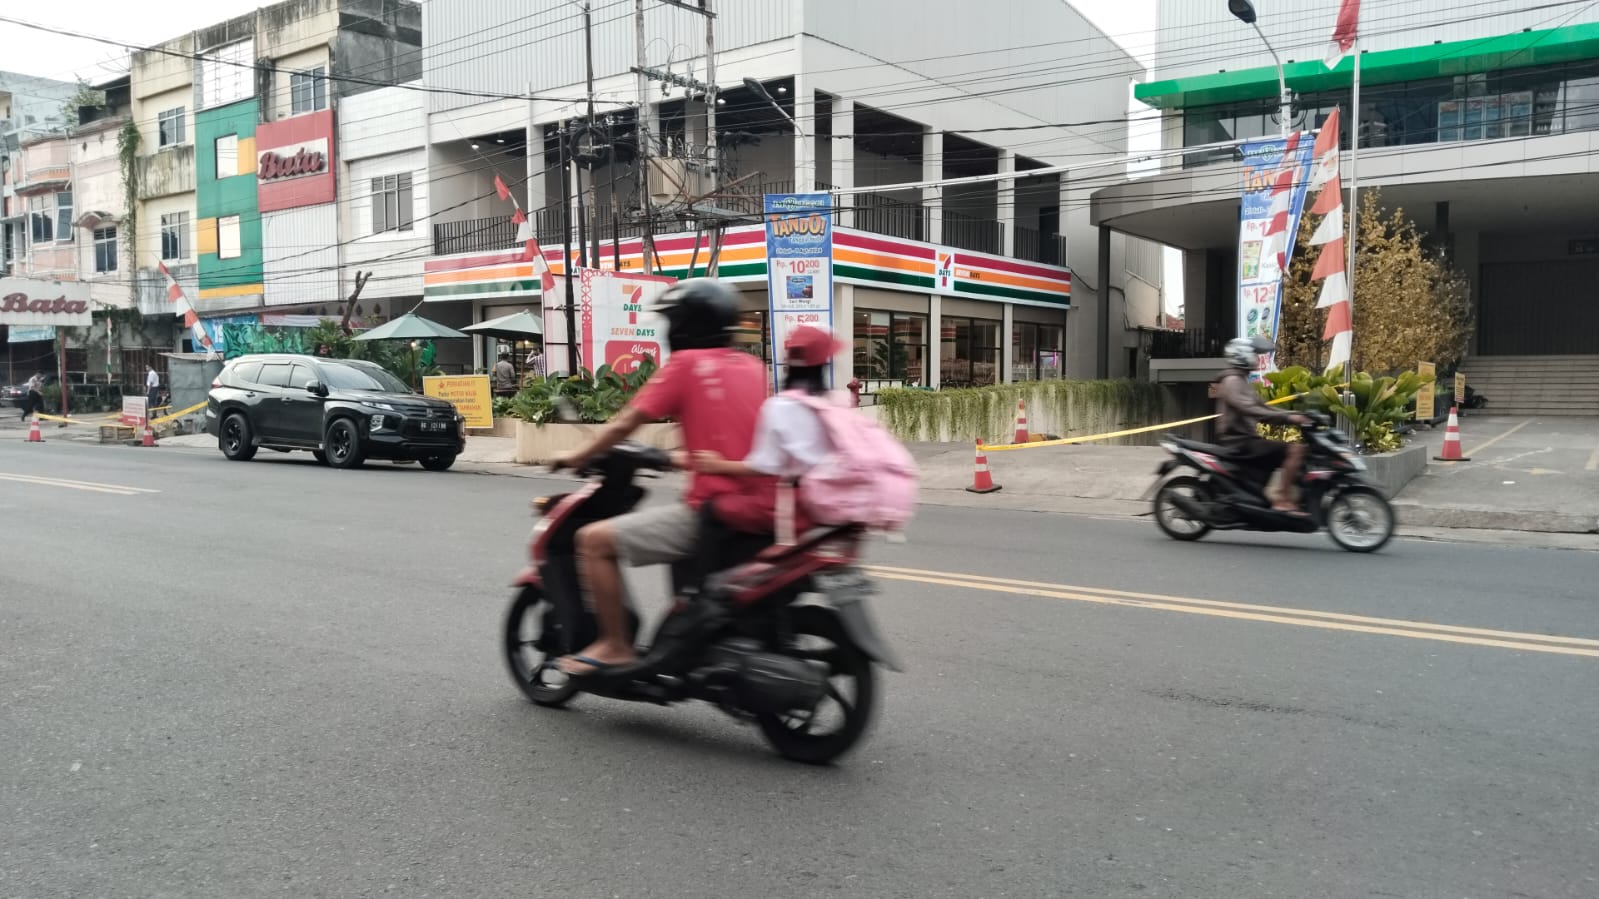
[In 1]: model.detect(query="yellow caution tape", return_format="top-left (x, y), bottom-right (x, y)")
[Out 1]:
top-left (151, 401), bottom-right (207, 425)
top-left (978, 391), bottom-right (1314, 453)
top-left (35, 402), bottom-right (204, 428)
top-left (34, 412), bottom-right (121, 424)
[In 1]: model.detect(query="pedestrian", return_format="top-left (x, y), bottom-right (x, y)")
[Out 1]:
top-left (492, 351), bottom-right (517, 397)
top-left (146, 365), bottom-right (162, 413)
top-left (525, 343), bottom-right (544, 380)
top-left (21, 372), bottom-right (45, 420)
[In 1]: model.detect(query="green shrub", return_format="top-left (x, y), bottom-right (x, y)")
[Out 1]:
top-left (1253, 363), bottom-right (1432, 452)
top-left (877, 379), bottom-right (1164, 443)
top-left (505, 357), bottom-right (659, 425)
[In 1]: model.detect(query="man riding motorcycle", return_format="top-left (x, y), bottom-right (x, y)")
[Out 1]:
top-left (550, 279), bottom-right (773, 677)
top-left (1214, 337), bottom-right (1311, 513)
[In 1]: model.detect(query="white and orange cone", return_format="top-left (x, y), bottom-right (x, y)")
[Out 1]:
top-left (1013, 400), bottom-right (1030, 444)
top-left (965, 439), bottom-right (1002, 494)
top-left (1432, 407), bottom-right (1470, 462)
top-left (140, 417), bottom-right (157, 448)
top-left (26, 414), bottom-right (44, 443)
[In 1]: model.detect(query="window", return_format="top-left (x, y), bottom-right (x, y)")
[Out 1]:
top-left (55, 191), bottom-right (72, 240)
top-left (939, 316), bottom-right (1001, 388)
top-left (158, 108), bottom-right (186, 147)
top-left (320, 361), bottom-right (410, 393)
top-left (217, 215), bottom-right (242, 260)
top-left (230, 361), bottom-right (263, 385)
top-left (1012, 321), bottom-right (1064, 381)
top-left (215, 134), bottom-right (238, 179)
top-left (93, 227), bottom-right (117, 273)
top-left (28, 195), bottom-right (53, 243)
top-left (370, 173), bottom-right (414, 233)
top-left (258, 364), bottom-right (293, 388)
top-left (291, 68), bottom-right (328, 115)
top-left (160, 212), bottom-right (190, 261)
top-left (288, 363), bottom-right (318, 391)
top-left (853, 310), bottom-right (928, 385)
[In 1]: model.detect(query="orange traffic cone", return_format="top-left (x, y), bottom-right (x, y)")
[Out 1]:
top-left (26, 414), bottom-right (44, 443)
top-left (1432, 407), bottom-right (1470, 462)
top-left (140, 417), bottom-right (157, 447)
top-left (1013, 400), bottom-right (1030, 444)
top-left (965, 439), bottom-right (1002, 494)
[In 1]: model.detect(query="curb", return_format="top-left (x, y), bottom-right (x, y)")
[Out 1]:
top-left (1390, 502), bottom-right (1599, 535)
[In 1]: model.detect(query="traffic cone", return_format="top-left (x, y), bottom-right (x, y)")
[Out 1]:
top-left (140, 417), bottom-right (156, 448)
top-left (26, 414), bottom-right (44, 443)
top-left (1432, 407), bottom-right (1470, 462)
top-left (965, 439), bottom-right (1002, 494)
top-left (1013, 400), bottom-right (1030, 444)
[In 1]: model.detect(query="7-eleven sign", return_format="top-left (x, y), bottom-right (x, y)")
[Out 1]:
top-left (935, 250), bottom-right (955, 291)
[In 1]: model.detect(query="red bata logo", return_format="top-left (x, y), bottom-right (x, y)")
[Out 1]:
top-left (259, 147), bottom-right (327, 180)
top-left (2, 292), bottom-right (89, 315)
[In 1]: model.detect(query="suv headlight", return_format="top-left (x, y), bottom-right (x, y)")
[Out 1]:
top-left (366, 402), bottom-right (397, 412)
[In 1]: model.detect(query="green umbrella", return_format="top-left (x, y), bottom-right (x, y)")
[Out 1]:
top-left (352, 312), bottom-right (470, 341)
top-left (462, 310), bottom-right (544, 341)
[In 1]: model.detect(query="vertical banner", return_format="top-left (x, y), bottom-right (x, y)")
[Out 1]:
top-left (1237, 136), bottom-right (1314, 374)
top-left (763, 193), bottom-right (835, 391)
top-left (1415, 361), bottom-right (1436, 421)
top-left (571, 268), bottom-right (677, 375)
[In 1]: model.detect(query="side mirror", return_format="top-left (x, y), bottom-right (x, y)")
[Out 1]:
top-left (305, 380), bottom-right (329, 397)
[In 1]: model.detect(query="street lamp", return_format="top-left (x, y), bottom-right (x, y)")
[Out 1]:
top-left (1228, 0), bottom-right (1291, 137)
top-left (744, 77), bottom-right (814, 189)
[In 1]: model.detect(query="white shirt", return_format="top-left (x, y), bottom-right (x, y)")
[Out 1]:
top-left (147, 369), bottom-right (160, 389)
top-left (744, 394), bottom-right (832, 478)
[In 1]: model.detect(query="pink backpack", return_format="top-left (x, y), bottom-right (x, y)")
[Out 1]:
top-left (787, 391), bottom-right (919, 532)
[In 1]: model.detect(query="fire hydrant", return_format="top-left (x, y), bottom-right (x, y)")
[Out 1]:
top-left (846, 378), bottom-right (862, 408)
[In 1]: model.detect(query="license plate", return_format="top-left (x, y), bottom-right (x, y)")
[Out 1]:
top-left (421, 421), bottom-right (447, 431)
top-left (812, 567), bottom-right (876, 596)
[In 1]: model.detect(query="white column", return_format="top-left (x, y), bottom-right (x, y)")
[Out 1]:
top-left (525, 126), bottom-right (546, 212)
top-left (793, 78), bottom-right (815, 193)
top-left (922, 129), bottom-right (942, 245)
top-left (832, 282), bottom-right (854, 387)
top-left (998, 149), bottom-right (1016, 258)
top-left (471, 299), bottom-right (484, 373)
top-left (1058, 173), bottom-right (1072, 267)
top-left (928, 293), bottom-right (942, 388)
top-left (1001, 302), bottom-right (1015, 384)
top-left (832, 96), bottom-right (855, 229)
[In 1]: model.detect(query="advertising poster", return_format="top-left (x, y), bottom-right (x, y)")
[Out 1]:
top-left (764, 193), bottom-right (835, 391)
top-left (424, 375), bottom-right (493, 428)
top-left (1415, 361), bottom-right (1436, 421)
top-left (1236, 136), bottom-right (1315, 374)
top-left (550, 269), bottom-right (677, 377)
top-left (120, 396), bottom-right (148, 428)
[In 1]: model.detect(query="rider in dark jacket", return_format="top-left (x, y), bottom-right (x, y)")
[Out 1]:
top-left (1215, 337), bottom-right (1310, 513)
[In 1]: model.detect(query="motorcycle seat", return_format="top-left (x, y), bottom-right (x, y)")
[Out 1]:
top-left (1171, 436), bottom-right (1244, 458)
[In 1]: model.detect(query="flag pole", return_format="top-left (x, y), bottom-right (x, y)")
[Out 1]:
top-left (1344, 42), bottom-right (1361, 371)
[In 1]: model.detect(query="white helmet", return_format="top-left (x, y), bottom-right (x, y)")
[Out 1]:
top-left (1224, 336), bottom-right (1272, 369)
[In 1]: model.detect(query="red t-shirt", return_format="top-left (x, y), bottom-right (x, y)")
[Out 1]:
top-left (630, 348), bottom-right (770, 510)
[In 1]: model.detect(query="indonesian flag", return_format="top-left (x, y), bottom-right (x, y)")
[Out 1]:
top-left (499, 173), bottom-right (557, 292)
top-left (493, 174), bottom-right (511, 202)
top-left (1260, 132), bottom-right (1302, 274)
top-left (157, 261), bottom-right (216, 356)
top-left (1303, 109), bottom-right (1353, 369)
top-left (1325, 0), bottom-right (1360, 69)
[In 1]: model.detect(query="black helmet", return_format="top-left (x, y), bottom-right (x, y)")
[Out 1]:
top-left (654, 278), bottom-right (739, 350)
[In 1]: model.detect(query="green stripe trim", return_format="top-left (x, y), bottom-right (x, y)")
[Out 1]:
top-left (659, 262), bottom-right (767, 279)
top-left (1136, 23), bottom-right (1599, 109)
top-left (424, 280), bottom-right (540, 298)
top-left (954, 281), bottom-right (1069, 306)
top-left (834, 264), bottom-right (936, 290)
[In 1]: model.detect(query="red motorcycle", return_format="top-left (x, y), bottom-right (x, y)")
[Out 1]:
top-left (502, 441), bottom-right (900, 764)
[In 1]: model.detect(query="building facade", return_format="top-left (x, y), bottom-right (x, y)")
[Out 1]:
top-left (1092, 3), bottom-right (1599, 410)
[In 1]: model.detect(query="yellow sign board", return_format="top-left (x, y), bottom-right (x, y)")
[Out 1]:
top-left (423, 375), bottom-right (493, 429)
top-left (1415, 361), bottom-right (1436, 421)
top-left (1454, 372), bottom-right (1466, 404)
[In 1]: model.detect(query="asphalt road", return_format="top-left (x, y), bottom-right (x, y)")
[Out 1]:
top-left (4, 437), bottom-right (1597, 899)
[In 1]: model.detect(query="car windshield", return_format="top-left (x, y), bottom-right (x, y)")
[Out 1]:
top-left (318, 362), bottom-right (412, 394)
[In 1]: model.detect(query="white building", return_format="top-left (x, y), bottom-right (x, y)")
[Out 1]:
top-left (416, 0), bottom-right (1160, 384)
top-left (1092, 2), bottom-right (1599, 413)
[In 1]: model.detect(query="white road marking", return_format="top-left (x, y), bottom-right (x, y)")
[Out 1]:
top-left (0, 472), bottom-right (160, 496)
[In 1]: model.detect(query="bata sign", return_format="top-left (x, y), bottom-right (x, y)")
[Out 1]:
top-left (0, 278), bottom-right (93, 327)
top-left (259, 145), bottom-right (328, 180)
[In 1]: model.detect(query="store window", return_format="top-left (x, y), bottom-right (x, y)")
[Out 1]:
top-left (853, 310), bottom-right (927, 385)
top-left (940, 316), bottom-right (1001, 388)
top-left (1011, 322), bottom-right (1064, 381)
top-left (732, 309), bottom-right (769, 363)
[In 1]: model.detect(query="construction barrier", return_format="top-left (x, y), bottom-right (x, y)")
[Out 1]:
top-left (34, 401), bottom-right (204, 429)
top-left (976, 391), bottom-right (1315, 453)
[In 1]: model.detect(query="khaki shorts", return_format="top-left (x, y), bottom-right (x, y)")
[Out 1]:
top-left (610, 502), bottom-right (701, 567)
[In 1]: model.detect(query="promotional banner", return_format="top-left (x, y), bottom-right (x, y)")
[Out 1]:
top-left (1236, 136), bottom-right (1314, 373)
top-left (547, 269), bottom-right (676, 377)
top-left (424, 375), bottom-right (493, 428)
top-left (1415, 361), bottom-right (1436, 421)
top-left (6, 325), bottom-right (56, 343)
top-left (764, 193), bottom-right (835, 390)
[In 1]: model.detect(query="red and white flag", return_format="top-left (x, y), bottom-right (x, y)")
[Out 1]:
top-left (157, 261), bottom-right (216, 356)
top-left (496, 173), bottom-right (557, 292)
top-left (1324, 0), bottom-right (1361, 69)
top-left (1303, 108), bottom-right (1352, 370)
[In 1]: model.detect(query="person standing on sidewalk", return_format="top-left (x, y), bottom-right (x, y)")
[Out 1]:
top-left (146, 365), bottom-right (162, 412)
top-left (492, 351), bottom-right (518, 397)
top-left (21, 372), bottom-right (45, 420)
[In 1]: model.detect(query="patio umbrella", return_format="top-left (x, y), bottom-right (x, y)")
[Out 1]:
top-left (352, 312), bottom-right (470, 342)
top-left (462, 310), bottom-right (544, 341)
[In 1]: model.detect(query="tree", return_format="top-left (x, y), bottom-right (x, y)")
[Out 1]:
top-left (1278, 189), bottom-right (1473, 375)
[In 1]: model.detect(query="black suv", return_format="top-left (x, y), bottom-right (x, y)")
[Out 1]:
top-left (204, 354), bottom-right (465, 470)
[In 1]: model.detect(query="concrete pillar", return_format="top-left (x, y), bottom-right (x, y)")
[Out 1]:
top-left (1001, 301), bottom-right (1015, 383)
top-left (998, 149), bottom-right (1016, 258)
top-left (794, 79), bottom-right (815, 193)
top-left (1098, 226), bottom-right (1112, 380)
top-left (1057, 173), bottom-right (1072, 267)
top-left (922, 129), bottom-right (942, 245)
top-left (832, 282), bottom-right (854, 387)
top-left (832, 96), bottom-right (855, 229)
top-left (928, 293), bottom-right (942, 388)
top-left (525, 126), bottom-right (546, 212)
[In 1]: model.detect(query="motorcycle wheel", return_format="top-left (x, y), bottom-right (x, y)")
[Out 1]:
top-left (757, 606), bottom-right (877, 766)
top-left (503, 585), bottom-right (581, 708)
top-left (1326, 486), bottom-right (1395, 553)
top-left (1153, 476), bottom-right (1213, 541)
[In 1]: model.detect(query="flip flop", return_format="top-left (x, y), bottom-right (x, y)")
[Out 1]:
top-left (555, 655), bottom-right (621, 677)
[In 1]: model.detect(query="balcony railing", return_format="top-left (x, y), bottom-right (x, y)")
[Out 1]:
top-left (433, 217), bottom-right (520, 256)
top-left (1013, 225), bottom-right (1067, 267)
top-left (1144, 327), bottom-right (1228, 360)
top-left (852, 193), bottom-right (928, 243)
top-left (943, 210), bottom-right (1003, 255)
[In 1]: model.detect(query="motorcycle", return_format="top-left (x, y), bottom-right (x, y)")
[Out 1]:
top-left (1149, 412), bottom-right (1396, 553)
top-left (501, 441), bottom-right (901, 765)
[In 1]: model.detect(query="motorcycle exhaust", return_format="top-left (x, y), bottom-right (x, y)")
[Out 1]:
top-left (1166, 491), bottom-right (1209, 520)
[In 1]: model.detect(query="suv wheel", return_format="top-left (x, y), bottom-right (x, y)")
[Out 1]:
top-left (420, 453), bottom-right (457, 472)
top-left (220, 413), bottom-right (257, 461)
top-left (324, 418), bottom-right (366, 469)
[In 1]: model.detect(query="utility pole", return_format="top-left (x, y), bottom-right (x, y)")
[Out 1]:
top-left (560, 120), bottom-right (579, 374)
top-left (635, 0), bottom-right (655, 274)
top-left (702, 0), bottom-right (716, 195)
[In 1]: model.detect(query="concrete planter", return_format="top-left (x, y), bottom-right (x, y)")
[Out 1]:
top-left (513, 420), bottom-right (681, 465)
top-left (1362, 443), bottom-right (1429, 497)
top-left (469, 417), bottom-right (518, 438)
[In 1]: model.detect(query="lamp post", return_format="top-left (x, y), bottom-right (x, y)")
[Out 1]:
top-left (1228, 0), bottom-right (1291, 137)
top-left (744, 77), bottom-right (811, 189)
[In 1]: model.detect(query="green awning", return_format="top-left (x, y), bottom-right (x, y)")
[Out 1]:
top-left (1135, 22), bottom-right (1599, 109)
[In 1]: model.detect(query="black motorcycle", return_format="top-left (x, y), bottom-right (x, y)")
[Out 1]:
top-left (1149, 412), bottom-right (1396, 552)
top-left (502, 442), bottom-right (900, 765)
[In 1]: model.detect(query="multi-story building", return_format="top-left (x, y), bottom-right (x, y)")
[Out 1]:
top-left (415, 0), bottom-right (1157, 384)
top-left (1, 71), bottom-right (78, 278)
top-left (128, 0), bottom-right (423, 348)
top-left (1093, 2), bottom-right (1599, 412)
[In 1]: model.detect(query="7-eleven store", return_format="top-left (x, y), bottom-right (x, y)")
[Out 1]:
top-left (423, 225), bottom-right (1072, 391)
